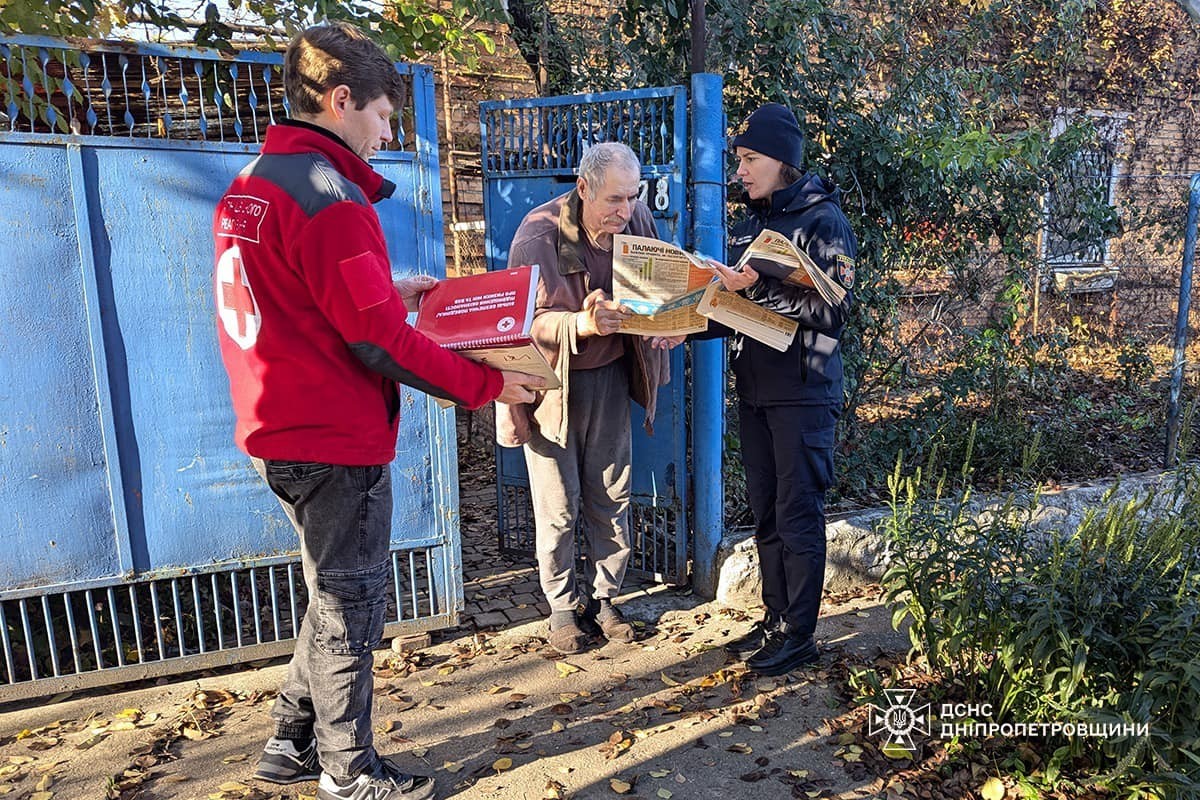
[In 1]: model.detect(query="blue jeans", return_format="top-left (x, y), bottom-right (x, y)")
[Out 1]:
top-left (252, 458), bottom-right (392, 781)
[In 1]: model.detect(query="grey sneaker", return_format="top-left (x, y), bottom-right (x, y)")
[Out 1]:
top-left (317, 759), bottom-right (436, 800)
top-left (253, 736), bottom-right (320, 784)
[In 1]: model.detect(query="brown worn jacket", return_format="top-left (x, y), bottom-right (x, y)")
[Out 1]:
top-left (495, 189), bottom-right (671, 447)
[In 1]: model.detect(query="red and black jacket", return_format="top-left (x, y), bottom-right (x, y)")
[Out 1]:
top-left (214, 121), bottom-right (501, 465)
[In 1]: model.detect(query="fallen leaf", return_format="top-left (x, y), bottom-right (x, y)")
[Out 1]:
top-left (544, 778), bottom-right (566, 799)
top-left (657, 789), bottom-right (673, 799)
top-left (609, 778), bottom-right (633, 794)
top-left (556, 662), bottom-right (581, 678)
top-left (217, 782), bottom-right (249, 792)
top-left (660, 672), bottom-right (681, 687)
top-left (411, 748), bottom-right (428, 758)
top-left (550, 704), bottom-right (573, 715)
top-left (222, 753), bottom-right (250, 764)
top-left (980, 777), bottom-right (1006, 800)
top-left (35, 774), bottom-right (53, 791)
top-left (487, 685), bottom-right (510, 695)
top-left (492, 757), bottom-right (513, 772)
top-left (443, 761), bottom-right (463, 773)
top-left (727, 743), bottom-right (753, 754)
top-left (550, 721), bottom-right (566, 733)
top-left (650, 769), bottom-right (671, 778)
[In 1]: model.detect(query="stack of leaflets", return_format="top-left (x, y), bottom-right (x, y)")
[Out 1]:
top-left (734, 229), bottom-right (847, 307)
top-left (414, 264), bottom-right (560, 391)
top-left (696, 282), bottom-right (798, 352)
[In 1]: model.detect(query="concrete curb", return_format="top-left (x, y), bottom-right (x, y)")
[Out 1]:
top-left (715, 468), bottom-right (1177, 609)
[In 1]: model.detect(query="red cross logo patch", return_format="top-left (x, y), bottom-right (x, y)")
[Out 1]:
top-left (216, 245), bottom-right (261, 350)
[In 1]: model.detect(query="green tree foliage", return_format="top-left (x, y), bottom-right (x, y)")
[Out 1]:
top-left (532, 0), bottom-right (1197, 499)
top-left (0, 0), bottom-right (504, 64)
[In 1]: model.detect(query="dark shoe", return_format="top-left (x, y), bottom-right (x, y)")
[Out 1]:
top-left (746, 632), bottom-right (819, 676)
top-left (725, 612), bottom-right (781, 660)
top-left (253, 736), bottom-right (321, 784)
top-left (547, 618), bottom-right (590, 654)
top-left (582, 599), bottom-right (635, 643)
top-left (575, 604), bottom-right (604, 639)
top-left (594, 604), bottom-right (636, 643)
top-left (317, 759), bottom-right (436, 800)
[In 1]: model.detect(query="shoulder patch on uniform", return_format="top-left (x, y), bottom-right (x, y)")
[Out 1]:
top-left (730, 234), bottom-right (754, 246)
top-left (835, 254), bottom-right (855, 288)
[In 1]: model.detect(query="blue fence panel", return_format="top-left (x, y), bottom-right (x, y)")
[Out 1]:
top-left (0, 144), bottom-right (119, 588)
top-left (0, 36), bottom-right (458, 700)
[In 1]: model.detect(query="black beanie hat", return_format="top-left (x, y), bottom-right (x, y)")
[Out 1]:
top-left (730, 103), bottom-right (805, 169)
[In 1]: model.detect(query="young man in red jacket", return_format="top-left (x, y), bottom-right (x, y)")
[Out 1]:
top-left (213, 22), bottom-right (539, 800)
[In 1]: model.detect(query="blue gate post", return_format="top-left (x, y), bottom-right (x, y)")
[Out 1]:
top-left (1166, 173), bottom-right (1200, 467)
top-left (690, 73), bottom-right (726, 598)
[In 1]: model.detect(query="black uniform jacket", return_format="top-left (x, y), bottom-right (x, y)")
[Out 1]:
top-left (711, 172), bottom-right (858, 407)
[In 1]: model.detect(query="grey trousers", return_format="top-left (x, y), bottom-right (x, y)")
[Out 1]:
top-left (252, 457), bottom-right (392, 781)
top-left (523, 361), bottom-right (633, 613)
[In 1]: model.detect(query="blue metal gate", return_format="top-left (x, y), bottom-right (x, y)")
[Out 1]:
top-left (480, 88), bottom-right (695, 585)
top-left (0, 36), bottom-right (460, 700)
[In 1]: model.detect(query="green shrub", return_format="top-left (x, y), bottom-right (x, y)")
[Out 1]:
top-left (881, 451), bottom-right (1200, 797)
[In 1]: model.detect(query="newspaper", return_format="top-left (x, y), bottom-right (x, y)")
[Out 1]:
top-left (734, 229), bottom-right (847, 307)
top-left (696, 281), bottom-right (798, 352)
top-left (611, 234), bottom-right (713, 336)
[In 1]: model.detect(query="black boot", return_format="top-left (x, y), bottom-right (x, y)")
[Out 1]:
top-left (725, 611), bottom-right (781, 660)
top-left (746, 631), bottom-right (819, 676)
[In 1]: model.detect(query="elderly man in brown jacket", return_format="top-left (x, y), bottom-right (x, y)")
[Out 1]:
top-left (496, 142), bottom-right (684, 654)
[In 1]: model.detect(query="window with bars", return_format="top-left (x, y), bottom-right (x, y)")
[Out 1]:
top-left (1042, 112), bottom-right (1125, 292)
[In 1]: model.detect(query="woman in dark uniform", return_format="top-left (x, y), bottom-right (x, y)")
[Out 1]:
top-left (707, 103), bottom-right (858, 676)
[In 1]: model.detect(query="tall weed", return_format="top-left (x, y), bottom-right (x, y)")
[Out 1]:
top-left (882, 449), bottom-right (1200, 796)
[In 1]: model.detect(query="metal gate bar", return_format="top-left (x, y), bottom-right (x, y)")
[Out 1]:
top-left (0, 546), bottom-right (450, 702)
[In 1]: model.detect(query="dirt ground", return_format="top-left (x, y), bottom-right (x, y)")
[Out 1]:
top-left (0, 585), bottom-right (909, 800)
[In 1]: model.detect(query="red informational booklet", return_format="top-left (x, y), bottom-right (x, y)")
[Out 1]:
top-left (415, 265), bottom-right (560, 390)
